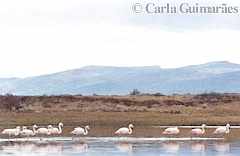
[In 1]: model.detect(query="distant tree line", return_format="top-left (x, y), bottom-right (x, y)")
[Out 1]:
top-left (129, 89), bottom-right (165, 96)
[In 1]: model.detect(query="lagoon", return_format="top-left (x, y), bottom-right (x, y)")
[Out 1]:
top-left (0, 137), bottom-right (238, 156)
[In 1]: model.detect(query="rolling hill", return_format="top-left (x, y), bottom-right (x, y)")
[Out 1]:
top-left (0, 61), bottom-right (240, 95)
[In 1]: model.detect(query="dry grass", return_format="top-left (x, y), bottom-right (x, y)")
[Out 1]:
top-left (1, 105), bottom-right (240, 126)
top-left (0, 94), bottom-right (240, 126)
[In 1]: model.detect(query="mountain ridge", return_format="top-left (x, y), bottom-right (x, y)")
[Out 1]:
top-left (0, 61), bottom-right (240, 95)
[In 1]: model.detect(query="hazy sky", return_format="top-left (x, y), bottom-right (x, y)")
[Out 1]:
top-left (0, 0), bottom-right (240, 77)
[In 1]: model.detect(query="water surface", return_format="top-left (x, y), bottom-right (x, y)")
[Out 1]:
top-left (0, 137), bottom-right (239, 156)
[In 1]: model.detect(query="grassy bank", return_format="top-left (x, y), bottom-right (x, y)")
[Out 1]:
top-left (0, 93), bottom-right (240, 126)
top-left (1, 108), bottom-right (240, 127)
top-left (1, 111), bottom-right (240, 140)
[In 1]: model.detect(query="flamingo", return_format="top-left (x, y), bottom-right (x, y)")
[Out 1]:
top-left (115, 124), bottom-right (134, 135)
top-left (213, 124), bottom-right (230, 134)
top-left (162, 127), bottom-right (180, 135)
top-left (71, 125), bottom-right (90, 136)
top-left (36, 126), bottom-right (50, 135)
top-left (1, 126), bottom-right (21, 139)
top-left (48, 123), bottom-right (63, 135)
top-left (20, 125), bottom-right (38, 138)
top-left (191, 124), bottom-right (206, 136)
top-left (36, 125), bottom-right (51, 140)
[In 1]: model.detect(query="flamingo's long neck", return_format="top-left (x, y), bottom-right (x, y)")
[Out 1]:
top-left (128, 126), bottom-right (133, 134)
top-left (33, 126), bottom-right (37, 135)
top-left (84, 127), bottom-right (88, 135)
top-left (201, 127), bottom-right (205, 134)
top-left (58, 124), bottom-right (62, 134)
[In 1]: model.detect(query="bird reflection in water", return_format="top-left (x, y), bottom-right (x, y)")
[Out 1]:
top-left (162, 142), bottom-right (180, 153)
top-left (71, 142), bottom-right (88, 153)
top-left (1, 142), bottom-right (33, 154)
top-left (33, 142), bottom-right (63, 154)
top-left (115, 142), bottom-right (133, 153)
top-left (214, 142), bottom-right (230, 153)
top-left (191, 142), bottom-right (206, 153)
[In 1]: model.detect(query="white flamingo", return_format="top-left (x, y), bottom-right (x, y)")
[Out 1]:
top-left (191, 124), bottom-right (206, 136)
top-left (1, 126), bottom-right (21, 139)
top-left (71, 125), bottom-right (90, 136)
top-left (36, 127), bottom-right (50, 135)
top-left (162, 127), bottom-right (180, 135)
top-left (48, 123), bottom-right (63, 135)
top-left (20, 125), bottom-right (38, 138)
top-left (213, 124), bottom-right (230, 134)
top-left (115, 124), bottom-right (134, 135)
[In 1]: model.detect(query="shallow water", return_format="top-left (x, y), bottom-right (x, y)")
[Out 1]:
top-left (0, 137), bottom-right (239, 156)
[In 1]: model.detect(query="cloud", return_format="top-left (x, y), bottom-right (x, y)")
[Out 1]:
top-left (0, 0), bottom-right (239, 77)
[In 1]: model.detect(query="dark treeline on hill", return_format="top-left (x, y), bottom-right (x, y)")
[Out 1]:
top-left (0, 92), bottom-right (240, 112)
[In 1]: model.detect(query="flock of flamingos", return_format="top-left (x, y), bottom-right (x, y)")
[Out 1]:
top-left (1, 123), bottom-right (231, 139)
